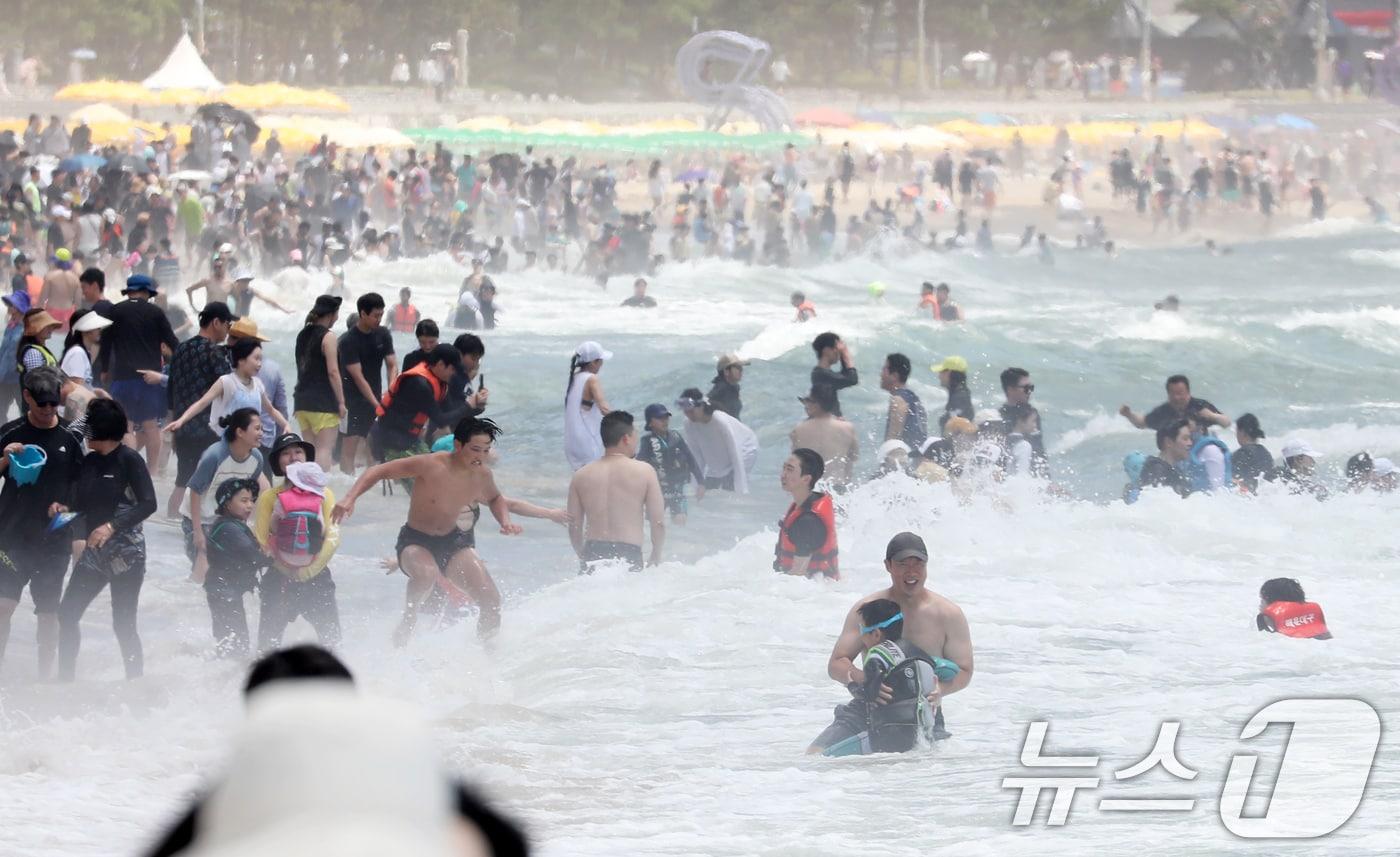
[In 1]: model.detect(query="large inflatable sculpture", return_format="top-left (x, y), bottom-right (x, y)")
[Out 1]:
top-left (675, 30), bottom-right (793, 132)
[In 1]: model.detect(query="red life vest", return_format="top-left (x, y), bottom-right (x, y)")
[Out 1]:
top-left (920, 295), bottom-right (941, 319)
top-left (375, 362), bottom-right (444, 437)
top-left (774, 491), bottom-right (839, 579)
top-left (25, 273), bottom-right (43, 305)
top-left (389, 303), bottom-right (420, 333)
top-left (795, 300), bottom-right (816, 321)
top-left (1260, 600), bottom-right (1330, 639)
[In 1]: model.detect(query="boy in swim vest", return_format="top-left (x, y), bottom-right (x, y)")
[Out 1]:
top-left (809, 598), bottom-right (956, 755)
top-left (1256, 577), bottom-right (1331, 640)
top-left (203, 478), bottom-right (268, 657)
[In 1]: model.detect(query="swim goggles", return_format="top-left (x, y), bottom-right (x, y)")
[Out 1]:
top-left (674, 396), bottom-right (706, 410)
top-left (860, 612), bottom-right (903, 634)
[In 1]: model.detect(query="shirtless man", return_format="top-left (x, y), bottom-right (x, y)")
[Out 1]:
top-left (567, 410), bottom-right (666, 572)
top-left (810, 532), bottom-right (974, 753)
top-left (40, 249), bottom-right (81, 327)
top-left (186, 252), bottom-right (231, 312)
top-left (789, 384), bottom-right (859, 487)
top-left (333, 416), bottom-right (543, 644)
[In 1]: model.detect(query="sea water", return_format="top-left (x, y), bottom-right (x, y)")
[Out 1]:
top-left (3, 223), bottom-right (1400, 855)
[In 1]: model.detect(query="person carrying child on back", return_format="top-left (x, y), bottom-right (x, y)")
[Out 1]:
top-left (635, 403), bottom-right (704, 526)
top-left (203, 477), bottom-right (269, 657)
top-left (251, 433), bottom-right (342, 651)
top-left (808, 598), bottom-right (959, 756)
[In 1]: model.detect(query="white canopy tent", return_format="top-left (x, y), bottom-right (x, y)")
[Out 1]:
top-left (142, 32), bottom-right (222, 91)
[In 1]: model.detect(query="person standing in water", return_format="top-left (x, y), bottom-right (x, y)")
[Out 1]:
top-left (932, 355), bottom-right (974, 432)
top-left (707, 353), bottom-right (749, 420)
top-left (810, 332), bottom-right (857, 417)
top-left (881, 353), bottom-right (927, 453)
top-left (774, 448), bottom-right (839, 580)
top-left (564, 341), bottom-right (612, 471)
top-left (1232, 413), bottom-right (1274, 493)
top-left (677, 388), bottom-right (759, 494)
top-left (96, 274), bottom-right (179, 471)
top-left (813, 532), bottom-right (973, 753)
top-left (53, 398), bottom-right (158, 681)
top-left (338, 292), bottom-right (397, 475)
top-left (292, 295), bottom-right (348, 468)
top-left (568, 411), bottom-right (666, 572)
top-left (333, 416), bottom-right (529, 644)
top-left (789, 384), bottom-right (859, 488)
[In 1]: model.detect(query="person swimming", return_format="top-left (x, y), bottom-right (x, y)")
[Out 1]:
top-left (810, 597), bottom-right (959, 756)
top-left (1256, 577), bottom-right (1331, 640)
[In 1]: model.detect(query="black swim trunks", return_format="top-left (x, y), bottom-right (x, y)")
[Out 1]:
top-left (396, 524), bottom-right (476, 571)
top-left (580, 540), bottom-right (644, 573)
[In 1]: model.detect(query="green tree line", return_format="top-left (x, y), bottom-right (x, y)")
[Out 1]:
top-left (10, 0), bottom-right (1124, 96)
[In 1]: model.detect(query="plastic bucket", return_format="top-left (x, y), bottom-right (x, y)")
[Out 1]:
top-left (7, 444), bottom-right (48, 486)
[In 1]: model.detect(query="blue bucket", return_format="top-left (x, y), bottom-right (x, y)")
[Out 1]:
top-left (7, 444), bottom-right (47, 486)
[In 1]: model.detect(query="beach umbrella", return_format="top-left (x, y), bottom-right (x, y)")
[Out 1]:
top-left (794, 107), bottom-right (858, 128)
top-left (58, 154), bottom-right (106, 172)
top-left (1274, 113), bottom-right (1317, 131)
top-left (855, 108), bottom-right (898, 126)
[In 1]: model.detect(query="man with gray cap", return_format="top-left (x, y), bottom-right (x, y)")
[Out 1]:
top-left (0, 366), bottom-right (86, 678)
top-left (707, 353), bottom-right (749, 420)
top-left (811, 532), bottom-right (974, 753)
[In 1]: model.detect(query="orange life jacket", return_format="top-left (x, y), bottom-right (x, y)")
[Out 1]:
top-left (920, 294), bottom-right (941, 319)
top-left (389, 303), bottom-right (420, 333)
top-left (375, 362), bottom-right (444, 437)
top-left (795, 300), bottom-right (816, 321)
top-left (774, 491), bottom-right (839, 579)
top-left (25, 273), bottom-right (42, 305)
top-left (1260, 600), bottom-right (1330, 639)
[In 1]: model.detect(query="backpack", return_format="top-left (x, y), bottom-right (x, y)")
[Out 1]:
top-left (272, 486), bottom-right (324, 568)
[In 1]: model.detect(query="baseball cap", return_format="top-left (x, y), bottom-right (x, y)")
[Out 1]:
top-left (716, 352), bottom-right (750, 373)
top-left (1281, 439), bottom-right (1320, 460)
top-left (123, 273), bottom-right (157, 294)
top-left (574, 341), bottom-right (613, 363)
top-left (932, 355), bottom-right (968, 374)
top-left (54, 247), bottom-right (72, 262)
top-left (644, 403), bottom-right (671, 423)
top-left (229, 317), bottom-right (268, 342)
top-left (2, 292), bottom-right (30, 314)
top-left (198, 301), bottom-right (237, 326)
top-left (885, 532), bottom-right (929, 563)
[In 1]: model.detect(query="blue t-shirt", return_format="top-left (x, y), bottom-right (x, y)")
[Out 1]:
top-left (186, 439), bottom-right (264, 519)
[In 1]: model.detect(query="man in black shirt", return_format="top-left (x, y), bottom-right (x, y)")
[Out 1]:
top-left (0, 367), bottom-right (85, 678)
top-left (78, 267), bottom-right (114, 318)
top-left (338, 292), bottom-right (397, 474)
top-left (96, 274), bottom-right (180, 472)
top-left (1139, 418), bottom-right (1193, 498)
top-left (1120, 374), bottom-right (1230, 433)
top-left (708, 353), bottom-right (749, 420)
top-left (810, 332), bottom-right (858, 417)
top-left (620, 278), bottom-right (657, 308)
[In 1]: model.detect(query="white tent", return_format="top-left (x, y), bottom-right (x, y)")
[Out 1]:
top-left (142, 32), bottom-right (222, 91)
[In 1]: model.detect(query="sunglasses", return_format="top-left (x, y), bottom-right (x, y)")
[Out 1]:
top-left (32, 399), bottom-right (60, 409)
top-left (1017, 384), bottom-right (1035, 394)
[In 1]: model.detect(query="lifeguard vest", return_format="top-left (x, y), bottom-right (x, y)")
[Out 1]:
top-left (795, 300), bottom-right (817, 321)
top-left (16, 342), bottom-right (57, 377)
top-left (1259, 600), bottom-right (1330, 639)
top-left (774, 491), bottom-right (839, 579)
top-left (389, 303), bottom-right (420, 333)
top-left (376, 362), bottom-right (444, 437)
